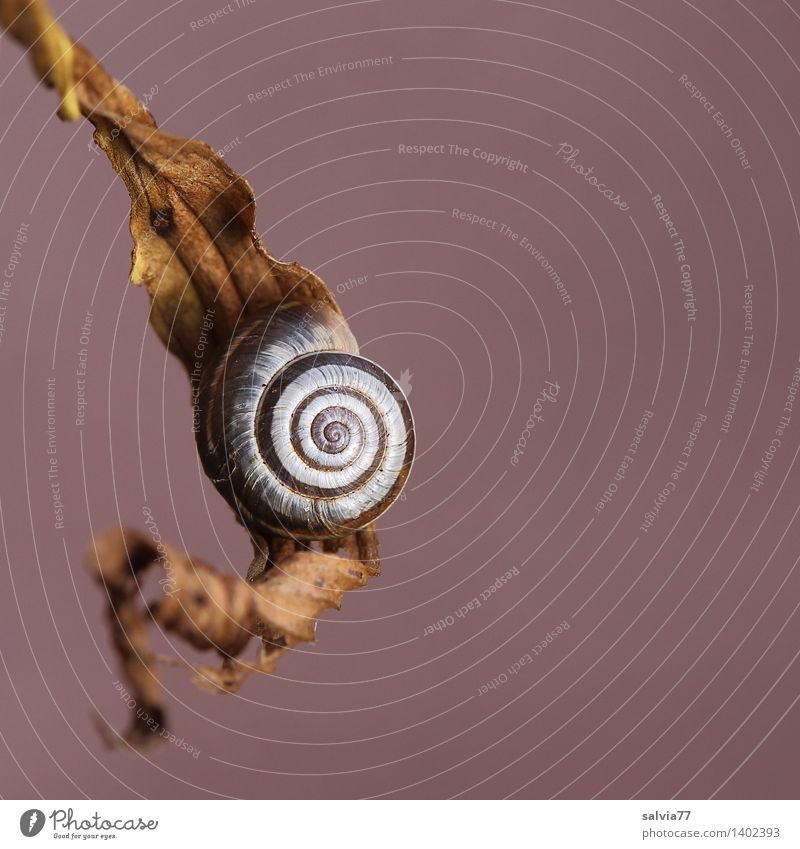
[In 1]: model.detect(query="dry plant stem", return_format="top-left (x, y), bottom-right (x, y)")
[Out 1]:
top-left (2, 1), bottom-right (339, 358)
top-left (2, 0), bottom-right (382, 746)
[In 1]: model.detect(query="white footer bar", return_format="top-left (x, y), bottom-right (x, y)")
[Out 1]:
top-left (2, 799), bottom-right (796, 847)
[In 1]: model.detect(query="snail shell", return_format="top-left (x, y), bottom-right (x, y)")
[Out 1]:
top-left (196, 302), bottom-right (415, 539)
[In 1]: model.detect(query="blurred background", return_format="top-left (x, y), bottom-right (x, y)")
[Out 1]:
top-left (1, 0), bottom-right (799, 798)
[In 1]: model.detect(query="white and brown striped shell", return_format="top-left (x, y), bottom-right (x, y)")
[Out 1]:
top-left (196, 302), bottom-right (414, 539)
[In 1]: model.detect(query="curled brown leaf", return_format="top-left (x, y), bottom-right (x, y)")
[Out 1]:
top-left (3, 0), bottom-right (339, 365)
top-left (88, 529), bottom-right (374, 747)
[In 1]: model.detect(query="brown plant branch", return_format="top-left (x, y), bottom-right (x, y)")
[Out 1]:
top-left (2, 0), bottom-right (340, 363)
top-left (2, 0), bottom-right (383, 746)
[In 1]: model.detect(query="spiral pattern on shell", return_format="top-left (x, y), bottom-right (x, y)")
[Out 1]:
top-left (196, 303), bottom-right (415, 539)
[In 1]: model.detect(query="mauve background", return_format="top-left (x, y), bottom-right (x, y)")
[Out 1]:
top-left (1, 0), bottom-right (799, 800)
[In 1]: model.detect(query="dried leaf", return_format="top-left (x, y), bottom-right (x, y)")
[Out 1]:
top-left (3, 0), bottom-right (339, 366)
top-left (74, 45), bottom-right (341, 365)
top-left (88, 528), bottom-right (376, 745)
